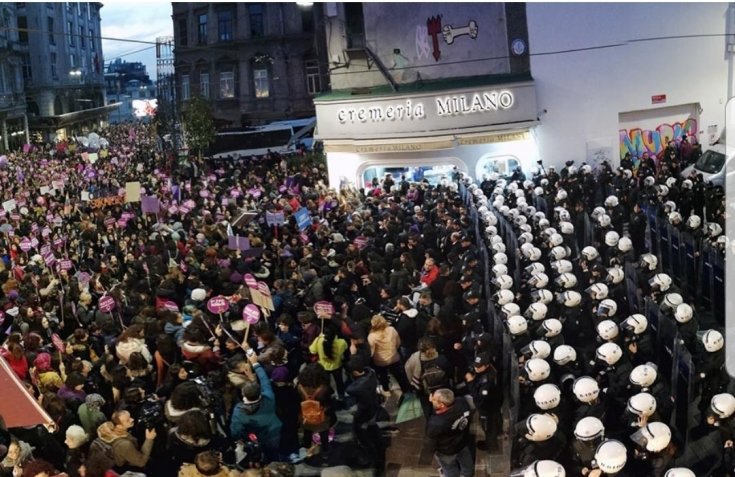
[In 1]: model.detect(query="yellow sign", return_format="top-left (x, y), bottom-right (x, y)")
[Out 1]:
top-left (326, 140), bottom-right (455, 154)
top-left (458, 131), bottom-right (529, 146)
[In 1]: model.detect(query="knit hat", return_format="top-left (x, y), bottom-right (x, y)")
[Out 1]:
top-left (191, 288), bottom-right (206, 302)
top-left (65, 425), bottom-right (88, 449)
top-left (85, 393), bottom-right (105, 411)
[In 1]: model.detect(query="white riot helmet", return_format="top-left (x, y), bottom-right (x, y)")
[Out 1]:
top-left (496, 289), bottom-right (516, 306)
top-left (648, 273), bottom-right (672, 292)
top-left (666, 177), bottom-right (677, 188)
top-left (595, 342), bottom-right (623, 366)
top-left (555, 273), bottom-right (577, 289)
top-left (534, 384), bottom-right (562, 411)
top-left (604, 196), bottom-right (619, 208)
top-left (520, 224), bottom-right (533, 235)
top-left (528, 247), bottom-right (543, 262)
top-left (553, 345), bottom-right (577, 366)
top-left (542, 227), bottom-right (558, 239)
top-left (557, 209), bottom-right (571, 222)
top-left (542, 318), bottom-right (562, 338)
top-left (532, 289), bottom-right (554, 305)
top-left (640, 253), bottom-right (658, 271)
top-left (494, 274), bottom-right (514, 290)
top-left (559, 222), bottom-right (574, 235)
top-left (556, 189), bottom-right (568, 202)
top-left (551, 260), bottom-right (573, 274)
top-left (660, 293), bottom-right (683, 314)
top-left (524, 340), bottom-right (552, 360)
top-left (515, 215), bottom-right (528, 227)
top-left (573, 376), bottom-right (600, 403)
top-left (548, 233), bottom-right (564, 247)
top-left (492, 264), bottom-right (509, 277)
top-left (581, 164), bottom-right (593, 174)
top-left (629, 363), bottom-right (658, 389)
top-left (708, 222), bottom-right (723, 238)
top-left (529, 273), bottom-right (549, 289)
top-left (681, 179), bottom-right (693, 190)
top-left (491, 235), bottom-right (504, 246)
top-left (591, 207), bottom-right (606, 221)
top-left (478, 205), bottom-right (489, 214)
top-left (594, 440), bottom-right (628, 474)
top-left (627, 392), bottom-right (657, 418)
top-left (702, 329), bottom-right (724, 352)
top-left (559, 290), bottom-right (582, 307)
top-left (598, 214), bottom-right (612, 228)
top-left (525, 358), bottom-right (551, 382)
top-left (659, 186), bottom-right (671, 199)
top-left (508, 315), bottom-right (529, 335)
top-left (686, 215), bottom-right (701, 230)
top-left (519, 232), bottom-right (535, 245)
top-left (534, 187), bottom-right (545, 197)
top-left (711, 393), bottom-right (735, 419)
top-left (597, 299), bottom-right (618, 318)
top-left (574, 416), bottom-right (605, 441)
top-left (493, 242), bottom-right (507, 254)
top-left (525, 263), bottom-right (546, 275)
top-left (622, 314), bottom-right (648, 335)
top-left (618, 236), bottom-right (633, 252)
top-left (664, 469), bottom-right (696, 477)
top-left (511, 460), bottom-right (566, 477)
top-left (631, 422), bottom-right (671, 452)
top-left (525, 302), bottom-right (548, 321)
top-left (494, 252), bottom-right (508, 265)
top-left (673, 303), bottom-right (693, 324)
top-left (669, 212), bottom-right (682, 226)
top-left (549, 246), bottom-right (568, 261)
top-left (524, 413), bottom-right (557, 442)
top-left (644, 176), bottom-right (656, 187)
top-left (485, 225), bottom-right (498, 237)
top-left (604, 231), bottom-right (620, 247)
top-left (586, 283), bottom-right (609, 301)
top-left (538, 218), bottom-right (551, 230)
top-left (607, 267), bottom-right (624, 285)
top-left (581, 246), bottom-right (599, 261)
top-left (502, 303), bottom-right (522, 320)
top-left (596, 320), bottom-right (619, 341)
top-left (520, 242), bottom-right (535, 257)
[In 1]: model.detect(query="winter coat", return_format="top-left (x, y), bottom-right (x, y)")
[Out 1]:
top-left (368, 327), bottom-right (401, 366)
top-left (115, 338), bottom-right (152, 365)
top-left (178, 463), bottom-right (239, 477)
top-left (99, 432), bottom-right (154, 471)
top-left (308, 335), bottom-right (348, 372)
top-left (78, 403), bottom-right (106, 437)
top-left (229, 364), bottom-right (282, 454)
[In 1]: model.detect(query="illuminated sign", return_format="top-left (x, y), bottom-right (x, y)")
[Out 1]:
top-left (336, 90), bottom-right (514, 124)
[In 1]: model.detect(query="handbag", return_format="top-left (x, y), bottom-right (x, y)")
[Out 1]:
top-left (395, 392), bottom-right (423, 423)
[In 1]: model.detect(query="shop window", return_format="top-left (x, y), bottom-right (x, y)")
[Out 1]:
top-left (476, 154), bottom-right (520, 178)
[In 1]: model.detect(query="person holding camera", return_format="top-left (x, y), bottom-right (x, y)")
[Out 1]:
top-left (95, 411), bottom-right (156, 473)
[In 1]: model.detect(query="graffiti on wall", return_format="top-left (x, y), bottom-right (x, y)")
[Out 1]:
top-left (415, 25), bottom-right (432, 61)
top-left (619, 118), bottom-right (698, 159)
top-left (425, 16), bottom-right (479, 62)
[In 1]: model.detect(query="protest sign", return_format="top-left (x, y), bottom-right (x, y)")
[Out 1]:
top-left (125, 181), bottom-right (141, 202)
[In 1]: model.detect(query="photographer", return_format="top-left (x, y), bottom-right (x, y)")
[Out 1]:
top-left (96, 411), bottom-right (156, 473)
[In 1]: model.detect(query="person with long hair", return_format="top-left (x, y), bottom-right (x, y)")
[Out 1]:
top-left (296, 363), bottom-right (336, 464)
top-left (367, 315), bottom-right (410, 396)
top-left (308, 322), bottom-right (348, 401)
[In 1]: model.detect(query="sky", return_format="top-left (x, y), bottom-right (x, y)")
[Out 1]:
top-left (100, 1), bottom-right (174, 82)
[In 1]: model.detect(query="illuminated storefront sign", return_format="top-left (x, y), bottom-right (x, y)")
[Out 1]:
top-left (336, 90), bottom-right (515, 124)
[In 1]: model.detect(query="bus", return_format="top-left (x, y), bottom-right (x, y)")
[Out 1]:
top-left (207, 117), bottom-right (316, 159)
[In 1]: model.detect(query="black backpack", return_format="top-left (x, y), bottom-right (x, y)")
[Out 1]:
top-left (420, 357), bottom-right (447, 392)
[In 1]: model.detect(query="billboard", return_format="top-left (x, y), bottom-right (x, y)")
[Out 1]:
top-left (132, 99), bottom-right (158, 118)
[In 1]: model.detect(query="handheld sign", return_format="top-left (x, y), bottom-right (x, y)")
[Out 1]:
top-left (19, 238), bottom-right (31, 253)
top-left (243, 304), bottom-right (261, 324)
top-left (313, 301), bottom-right (335, 318)
top-left (163, 301), bottom-right (179, 313)
top-left (243, 274), bottom-right (258, 288)
top-left (98, 295), bottom-right (116, 313)
top-left (59, 259), bottom-right (73, 271)
top-left (207, 296), bottom-right (229, 315)
top-left (51, 333), bottom-right (66, 354)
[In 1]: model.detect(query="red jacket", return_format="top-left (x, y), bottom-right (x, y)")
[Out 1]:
top-left (420, 264), bottom-right (440, 286)
top-left (2, 351), bottom-right (28, 380)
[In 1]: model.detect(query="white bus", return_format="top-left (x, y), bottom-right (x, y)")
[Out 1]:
top-left (208, 117), bottom-right (316, 159)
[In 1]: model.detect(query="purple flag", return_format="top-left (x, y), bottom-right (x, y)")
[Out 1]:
top-left (141, 196), bottom-right (160, 214)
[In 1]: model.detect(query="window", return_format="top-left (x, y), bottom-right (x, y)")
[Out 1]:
top-left (67, 21), bottom-right (74, 46)
top-left (181, 74), bottom-right (190, 101)
top-left (253, 68), bottom-right (268, 98)
top-left (17, 16), bottom-right (27, 44)
top-left (305, 59), bottom-right (321, 95)
top-left (21, 53), bottom-right (31, 84)
top-left (301, 6), bottom-right (314, 32)
top-left (50, 52), bottom-right (57, 79)
top-left (178, 18), bottom-right (188, 46)
top-left (345, 2), bottom-right (365, 48)
top-left (81, 3), bottom-right (87, 19)
top-left (220, 71), bottom-right (234, 98)
top-left (200, 72), bottom-right (209, 98)
top-left (248, 4), bottom-right (264, 37)
top-left (79, 26), bottom-right (85, 47)
top-left (197, 13), bottom-right (207, 44)
top-left (70, 53), bottom-right (76, 68)
top-left (48, 17), bottom-right (55, 45)
top-left (218, 9), bottom-right (233, 42)
top-left (89, 29), bottom-right (95, 50)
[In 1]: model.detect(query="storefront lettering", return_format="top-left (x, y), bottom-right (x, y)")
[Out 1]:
top-left (336, 90), bottom-right (514, 124)
top-left (436, 91), bottom-right (514, 117)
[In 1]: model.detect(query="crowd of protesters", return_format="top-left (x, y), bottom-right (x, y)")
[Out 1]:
top-left (0, 122), bottom-right (731, 477)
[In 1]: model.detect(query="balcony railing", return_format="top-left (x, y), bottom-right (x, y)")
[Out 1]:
top-left (0, 93), bottom-right (26, 109)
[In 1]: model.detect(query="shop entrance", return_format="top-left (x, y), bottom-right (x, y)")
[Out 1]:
top-left (357, 157), bottom-right (468, 189)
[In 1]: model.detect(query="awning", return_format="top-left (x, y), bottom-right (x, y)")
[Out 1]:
top-left (0, 358), bottom-right (53, 428)
top-left (30, 103), bottom-right (122, 130)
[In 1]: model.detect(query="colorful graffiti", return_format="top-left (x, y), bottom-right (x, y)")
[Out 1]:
top-left (619, 118), bottom-right (697, 159)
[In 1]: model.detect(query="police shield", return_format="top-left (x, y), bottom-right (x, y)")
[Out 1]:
top-left (681, 231), bottom-right (699, 299)
top-left (659, 219), bottom-right (671, 274)
top-left (669, 225), bottom-right (682, 283)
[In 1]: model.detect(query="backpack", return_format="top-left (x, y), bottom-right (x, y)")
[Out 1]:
top-left (299, 384), bottom-right (326, 427)
top-left (89, 437), bottom-right (119, 463)
top-left (420, 358), bottom-right (447, 392)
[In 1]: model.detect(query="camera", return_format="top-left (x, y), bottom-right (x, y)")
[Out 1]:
top-left (138, 397), bottom-right (164, 429)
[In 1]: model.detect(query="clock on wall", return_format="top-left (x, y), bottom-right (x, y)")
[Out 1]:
top-left (511, 38), bottom-right (527, 56)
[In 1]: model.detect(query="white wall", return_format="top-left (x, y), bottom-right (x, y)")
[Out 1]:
top-left (527, 3), bottom-right (734, 169)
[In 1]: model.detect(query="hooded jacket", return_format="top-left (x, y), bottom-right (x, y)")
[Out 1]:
top-left (97, 426), bottom-right (154, 471)
top-left (229, 363), bottom-right (282, 453)
top-left (115, 338), bottom-right (152, 365)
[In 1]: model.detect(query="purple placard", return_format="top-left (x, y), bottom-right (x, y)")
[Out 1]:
top-left (40, 244), bottom-right (51, 255)
top-left (41, 227), bottom-right (51, 237)
top-left (168, 205), bottom-right (178, 215)
top-left (242, 304), bottom-right (260, 324)
top-left (117, 218), bottom-right (127, 228)
top-left (10, 214), bottom-right (19, 222)
top-left (257, 282), bottom-right (271, 297)
top-left (207, 295), bottom-right (229, 314)
top-left (31, 223), bottom-right (38, 234)
top-left (19, 238), bottom-right (31, 252)
top-left (313, 301), bottom-right (335, 317)
top-left (354, 236), bottom-right (369, 250)
top-left (53, 238), bottom-right (63, 248)
top-left (60, 259), bottom-right (73, 271)
top-left (98, 295), bottom-right (115, 313)
top-left (243, 273), bottom-right (258, 288)
top-left (163, 301), bottom-right (179, 312)
top-left (42, 251), bottom-right (55, 265)
top-left (77, 271), bottom-right (91, 285)
top-left (30, 237), bottom-right (38, 248)
top-left (104, 217), bottom-right (115, 228)
top-left (227, 236), bottom-right (250, 251)
top-left (141, 196), bottom-right (160, 214)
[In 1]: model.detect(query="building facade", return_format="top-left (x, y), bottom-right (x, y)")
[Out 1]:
top-left (526, 3), bottom-right (733, 169)
top-left (17, 2), bottom-right (113, 142)
top-left (314, 3), bottom-right (538, 188)
top-left (105, 59), bottom-right (156, 124)
top-left (0, 3), bottom-right (29, 152)
top-left (172, 2), bottom-right (329, 127)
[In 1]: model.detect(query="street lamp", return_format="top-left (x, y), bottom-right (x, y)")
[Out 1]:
top-left (69, 69), bottom-right (82, 77)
